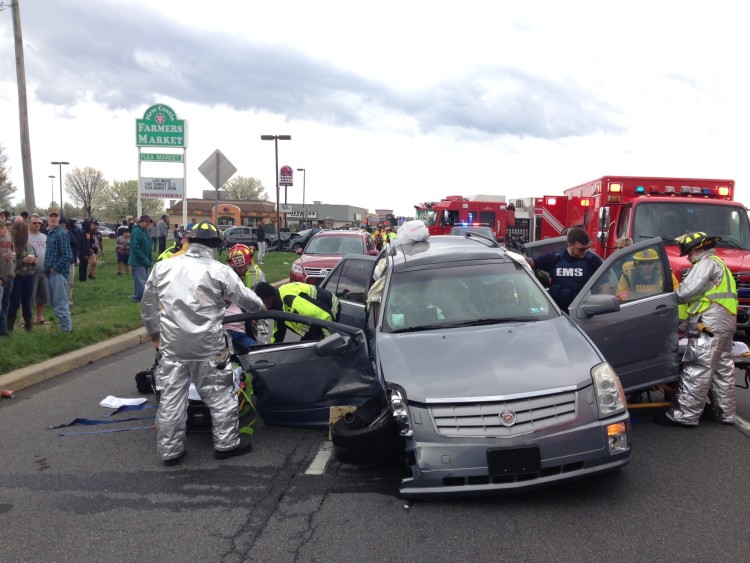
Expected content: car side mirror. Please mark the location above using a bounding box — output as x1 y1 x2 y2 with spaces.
296 248 303 255
577 294 620 318
598 206 610 231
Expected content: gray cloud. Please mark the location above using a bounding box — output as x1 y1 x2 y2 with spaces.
10 1 622 140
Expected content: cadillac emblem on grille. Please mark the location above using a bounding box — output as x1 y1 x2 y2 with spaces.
499 409 517 427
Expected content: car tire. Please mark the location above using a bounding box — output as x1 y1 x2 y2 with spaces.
291 242 303 252
331 399 404 464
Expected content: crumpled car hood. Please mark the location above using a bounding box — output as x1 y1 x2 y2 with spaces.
376 316 602 403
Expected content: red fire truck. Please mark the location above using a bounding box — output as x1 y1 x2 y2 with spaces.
533 175 750 331
414 195 528 243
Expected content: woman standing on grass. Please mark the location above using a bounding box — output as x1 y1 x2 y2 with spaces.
7 220 37 332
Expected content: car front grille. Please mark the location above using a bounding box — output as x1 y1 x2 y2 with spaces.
429 389 577 438
303 267 332 279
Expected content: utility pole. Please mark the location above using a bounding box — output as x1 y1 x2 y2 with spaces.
10 0 35 210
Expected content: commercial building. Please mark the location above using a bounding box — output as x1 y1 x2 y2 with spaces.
165 191 368 233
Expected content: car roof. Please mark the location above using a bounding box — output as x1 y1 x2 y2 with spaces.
311 230 367 238
388 234 508 272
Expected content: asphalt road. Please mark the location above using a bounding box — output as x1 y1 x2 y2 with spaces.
2 343 750 562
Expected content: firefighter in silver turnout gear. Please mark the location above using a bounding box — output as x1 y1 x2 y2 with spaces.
657 232 738 427
141 221 265 465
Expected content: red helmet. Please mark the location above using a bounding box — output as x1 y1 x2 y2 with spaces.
228 244 253 268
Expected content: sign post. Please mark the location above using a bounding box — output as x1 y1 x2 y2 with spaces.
135 104 188 222
198 149 237 225
280 165 293 229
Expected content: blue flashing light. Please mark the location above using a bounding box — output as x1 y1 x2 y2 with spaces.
701 188 711 196
635 185 645 194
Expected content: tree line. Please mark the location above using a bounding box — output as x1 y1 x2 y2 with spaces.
0 143 269 220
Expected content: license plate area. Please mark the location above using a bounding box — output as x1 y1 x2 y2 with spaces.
487 447 540 477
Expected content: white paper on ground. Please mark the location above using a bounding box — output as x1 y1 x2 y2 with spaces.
100 395 148 409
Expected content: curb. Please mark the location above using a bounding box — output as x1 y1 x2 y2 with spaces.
0 279 289 396
0 327 150 394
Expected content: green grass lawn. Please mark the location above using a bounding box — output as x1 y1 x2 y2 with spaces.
0 239 296 373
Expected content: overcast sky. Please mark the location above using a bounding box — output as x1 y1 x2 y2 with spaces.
1 0 749 218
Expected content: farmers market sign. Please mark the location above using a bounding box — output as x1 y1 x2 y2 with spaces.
136 104 187 147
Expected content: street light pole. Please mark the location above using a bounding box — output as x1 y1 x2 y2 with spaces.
260 135 291 237
48 175 55 206
51 161 69 211
297 168 306 227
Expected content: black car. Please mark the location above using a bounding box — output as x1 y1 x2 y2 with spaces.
284 227 321 252
267 227 322 252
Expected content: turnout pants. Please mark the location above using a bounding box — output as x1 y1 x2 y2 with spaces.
155 356 240 461
669 329 736 424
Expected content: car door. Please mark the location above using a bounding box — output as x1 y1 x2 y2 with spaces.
232 310 380 428
567 238 679 393
319 255 376 329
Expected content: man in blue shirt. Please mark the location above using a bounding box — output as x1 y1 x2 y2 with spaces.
526 227 603 313
43 209 73 332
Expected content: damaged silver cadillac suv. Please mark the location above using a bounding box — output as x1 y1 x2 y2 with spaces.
238 231 679 498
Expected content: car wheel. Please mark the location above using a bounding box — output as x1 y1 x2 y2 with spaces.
331 399 404 464
290 242 303 252
109 233 116 239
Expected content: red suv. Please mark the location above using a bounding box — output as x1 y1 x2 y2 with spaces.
290 230 378 284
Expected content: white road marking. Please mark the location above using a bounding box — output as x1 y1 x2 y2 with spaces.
305 441 333 475
734 415 750 437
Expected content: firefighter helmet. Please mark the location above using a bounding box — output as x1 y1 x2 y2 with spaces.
633 248 659 262
186 221 225 248
228 244 253 268
675 232 721 257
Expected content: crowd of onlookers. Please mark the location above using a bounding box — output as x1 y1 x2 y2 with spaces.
0 208 175 336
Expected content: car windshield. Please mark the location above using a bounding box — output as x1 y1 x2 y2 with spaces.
415 209 438 226
383 262 556 333
632 201 750 250
305 236 363 255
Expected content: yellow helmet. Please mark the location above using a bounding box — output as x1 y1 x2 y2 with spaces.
633 248 659 262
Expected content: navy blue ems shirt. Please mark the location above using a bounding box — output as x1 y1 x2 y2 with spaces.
534 248 603 312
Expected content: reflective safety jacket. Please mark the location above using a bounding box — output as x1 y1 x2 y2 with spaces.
616 262 674 301
273 282 340 341
241 264 266 289
678 253 737 324
156 241 188 262
373 229 386 249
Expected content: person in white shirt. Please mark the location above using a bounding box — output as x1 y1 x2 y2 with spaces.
27 214 48 324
